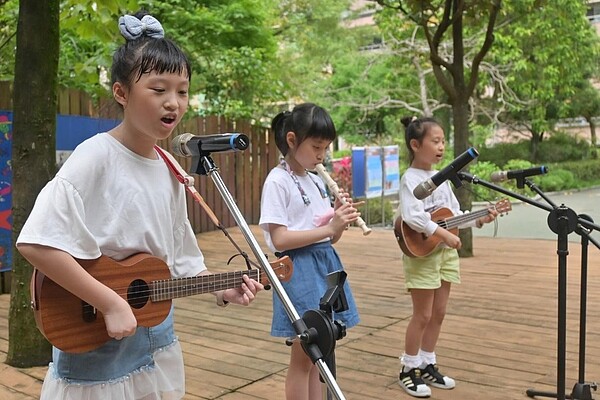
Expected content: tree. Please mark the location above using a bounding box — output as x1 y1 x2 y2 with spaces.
565 80 600 158
135 0 280 118
491 0 600 161
0 0 18 80
270 0 355 105
0 1 280 119
8 0 60 367
373 0 501 256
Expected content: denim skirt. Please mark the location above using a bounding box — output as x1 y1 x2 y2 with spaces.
271 241 360 337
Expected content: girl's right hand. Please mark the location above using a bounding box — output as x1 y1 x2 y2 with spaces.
437 228 462 250
102 294 137 340
329 202 360 234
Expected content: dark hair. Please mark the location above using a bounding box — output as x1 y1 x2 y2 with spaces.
271 103 337 156
401 116 441 163
110 11 192 89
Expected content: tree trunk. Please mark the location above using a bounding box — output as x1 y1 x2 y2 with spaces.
452 99 474 257
589 119 597 159
7 0 59 367
530 130 542 162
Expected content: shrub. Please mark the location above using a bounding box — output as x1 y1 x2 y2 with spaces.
537 169 576 192
356 196 395 226
538 132 590 162
330 156 352 194
550 159 600 184
465 161 502 202
478 141 530 166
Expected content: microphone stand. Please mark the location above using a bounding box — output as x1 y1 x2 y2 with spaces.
458 172 600 400
191 152 347 400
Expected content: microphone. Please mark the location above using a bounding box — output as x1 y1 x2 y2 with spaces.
413 147 479 200
171 133 249 157
490 166 548 183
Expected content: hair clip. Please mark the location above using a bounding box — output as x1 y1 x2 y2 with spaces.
119 15 165 40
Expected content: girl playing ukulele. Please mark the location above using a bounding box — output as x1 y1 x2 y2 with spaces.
396 116 497 397
17 11 262 400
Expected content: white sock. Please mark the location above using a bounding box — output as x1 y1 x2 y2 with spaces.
400 353 422 370
419 349 436 366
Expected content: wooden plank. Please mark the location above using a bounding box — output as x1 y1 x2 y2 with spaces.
0 81 12 110
3 203 599 399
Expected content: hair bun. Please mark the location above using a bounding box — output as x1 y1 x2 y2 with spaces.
119 14 164 41
401 116 415 128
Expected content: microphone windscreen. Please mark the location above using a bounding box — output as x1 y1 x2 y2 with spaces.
413 183 431 200
171 133 194 157
489 171 506 182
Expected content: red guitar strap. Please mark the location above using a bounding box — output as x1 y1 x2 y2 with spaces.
154 145 258 270
154 145 221 226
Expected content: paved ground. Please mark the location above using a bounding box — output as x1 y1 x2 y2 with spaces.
474 186 600 243
2 227 600 400
1 187 599 399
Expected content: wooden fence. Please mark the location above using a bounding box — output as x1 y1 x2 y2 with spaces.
0 81 280 234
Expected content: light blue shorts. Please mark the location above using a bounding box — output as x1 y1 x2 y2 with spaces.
271 241 360 337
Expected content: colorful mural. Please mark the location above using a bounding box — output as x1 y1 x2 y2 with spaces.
0 113 12 272
0 112 120 272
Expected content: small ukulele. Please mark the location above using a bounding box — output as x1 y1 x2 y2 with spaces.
30 253 293 353
394 199 512 258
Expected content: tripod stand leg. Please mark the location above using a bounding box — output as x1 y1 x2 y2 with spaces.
201 157 347 400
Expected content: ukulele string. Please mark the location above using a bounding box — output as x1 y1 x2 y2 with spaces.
457 183 501 236
79 271 258 309
441 208 491 229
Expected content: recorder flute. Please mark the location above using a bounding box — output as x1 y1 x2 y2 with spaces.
315 164 372 236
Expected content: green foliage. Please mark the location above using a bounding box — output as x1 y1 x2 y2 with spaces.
356 196 395 226
492 0 600 140
58 1 139 96
549 159 600 184
467 161 502 202
537 132 590 162
273 0 354 103
0 0 18 80
467 156 599 201
479 132 590 166
1 0 281 118
537 169 576 192
332 149 352 159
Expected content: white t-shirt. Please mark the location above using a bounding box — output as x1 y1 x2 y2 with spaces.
17 133 206 278
397 167 475 237
259 167 332 253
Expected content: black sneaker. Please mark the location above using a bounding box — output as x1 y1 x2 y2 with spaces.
398 367 431 398
420 363 456 389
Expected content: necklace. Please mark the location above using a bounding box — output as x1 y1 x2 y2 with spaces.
280 159 328 205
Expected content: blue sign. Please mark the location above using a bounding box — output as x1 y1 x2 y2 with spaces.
365 147 383 199
383 145 400 196
0 111 121 271
351 147 365 198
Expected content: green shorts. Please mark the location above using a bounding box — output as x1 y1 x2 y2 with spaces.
402 247 460 290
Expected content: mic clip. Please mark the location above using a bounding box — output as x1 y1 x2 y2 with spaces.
448 173 463 189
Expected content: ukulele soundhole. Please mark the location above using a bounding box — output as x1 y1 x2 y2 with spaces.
81 301 97 322
127 279 150 309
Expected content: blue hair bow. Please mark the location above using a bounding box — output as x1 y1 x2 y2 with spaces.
118 14 164 40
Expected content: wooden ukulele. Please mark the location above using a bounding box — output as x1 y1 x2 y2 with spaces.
394 199 512 258
30 253 293 353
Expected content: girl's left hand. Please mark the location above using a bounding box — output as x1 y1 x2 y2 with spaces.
222 274 264 306
478 208 499 226
334 189 364 211
334 189 352 209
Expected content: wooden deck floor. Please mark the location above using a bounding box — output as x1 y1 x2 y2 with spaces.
1 225 600 399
